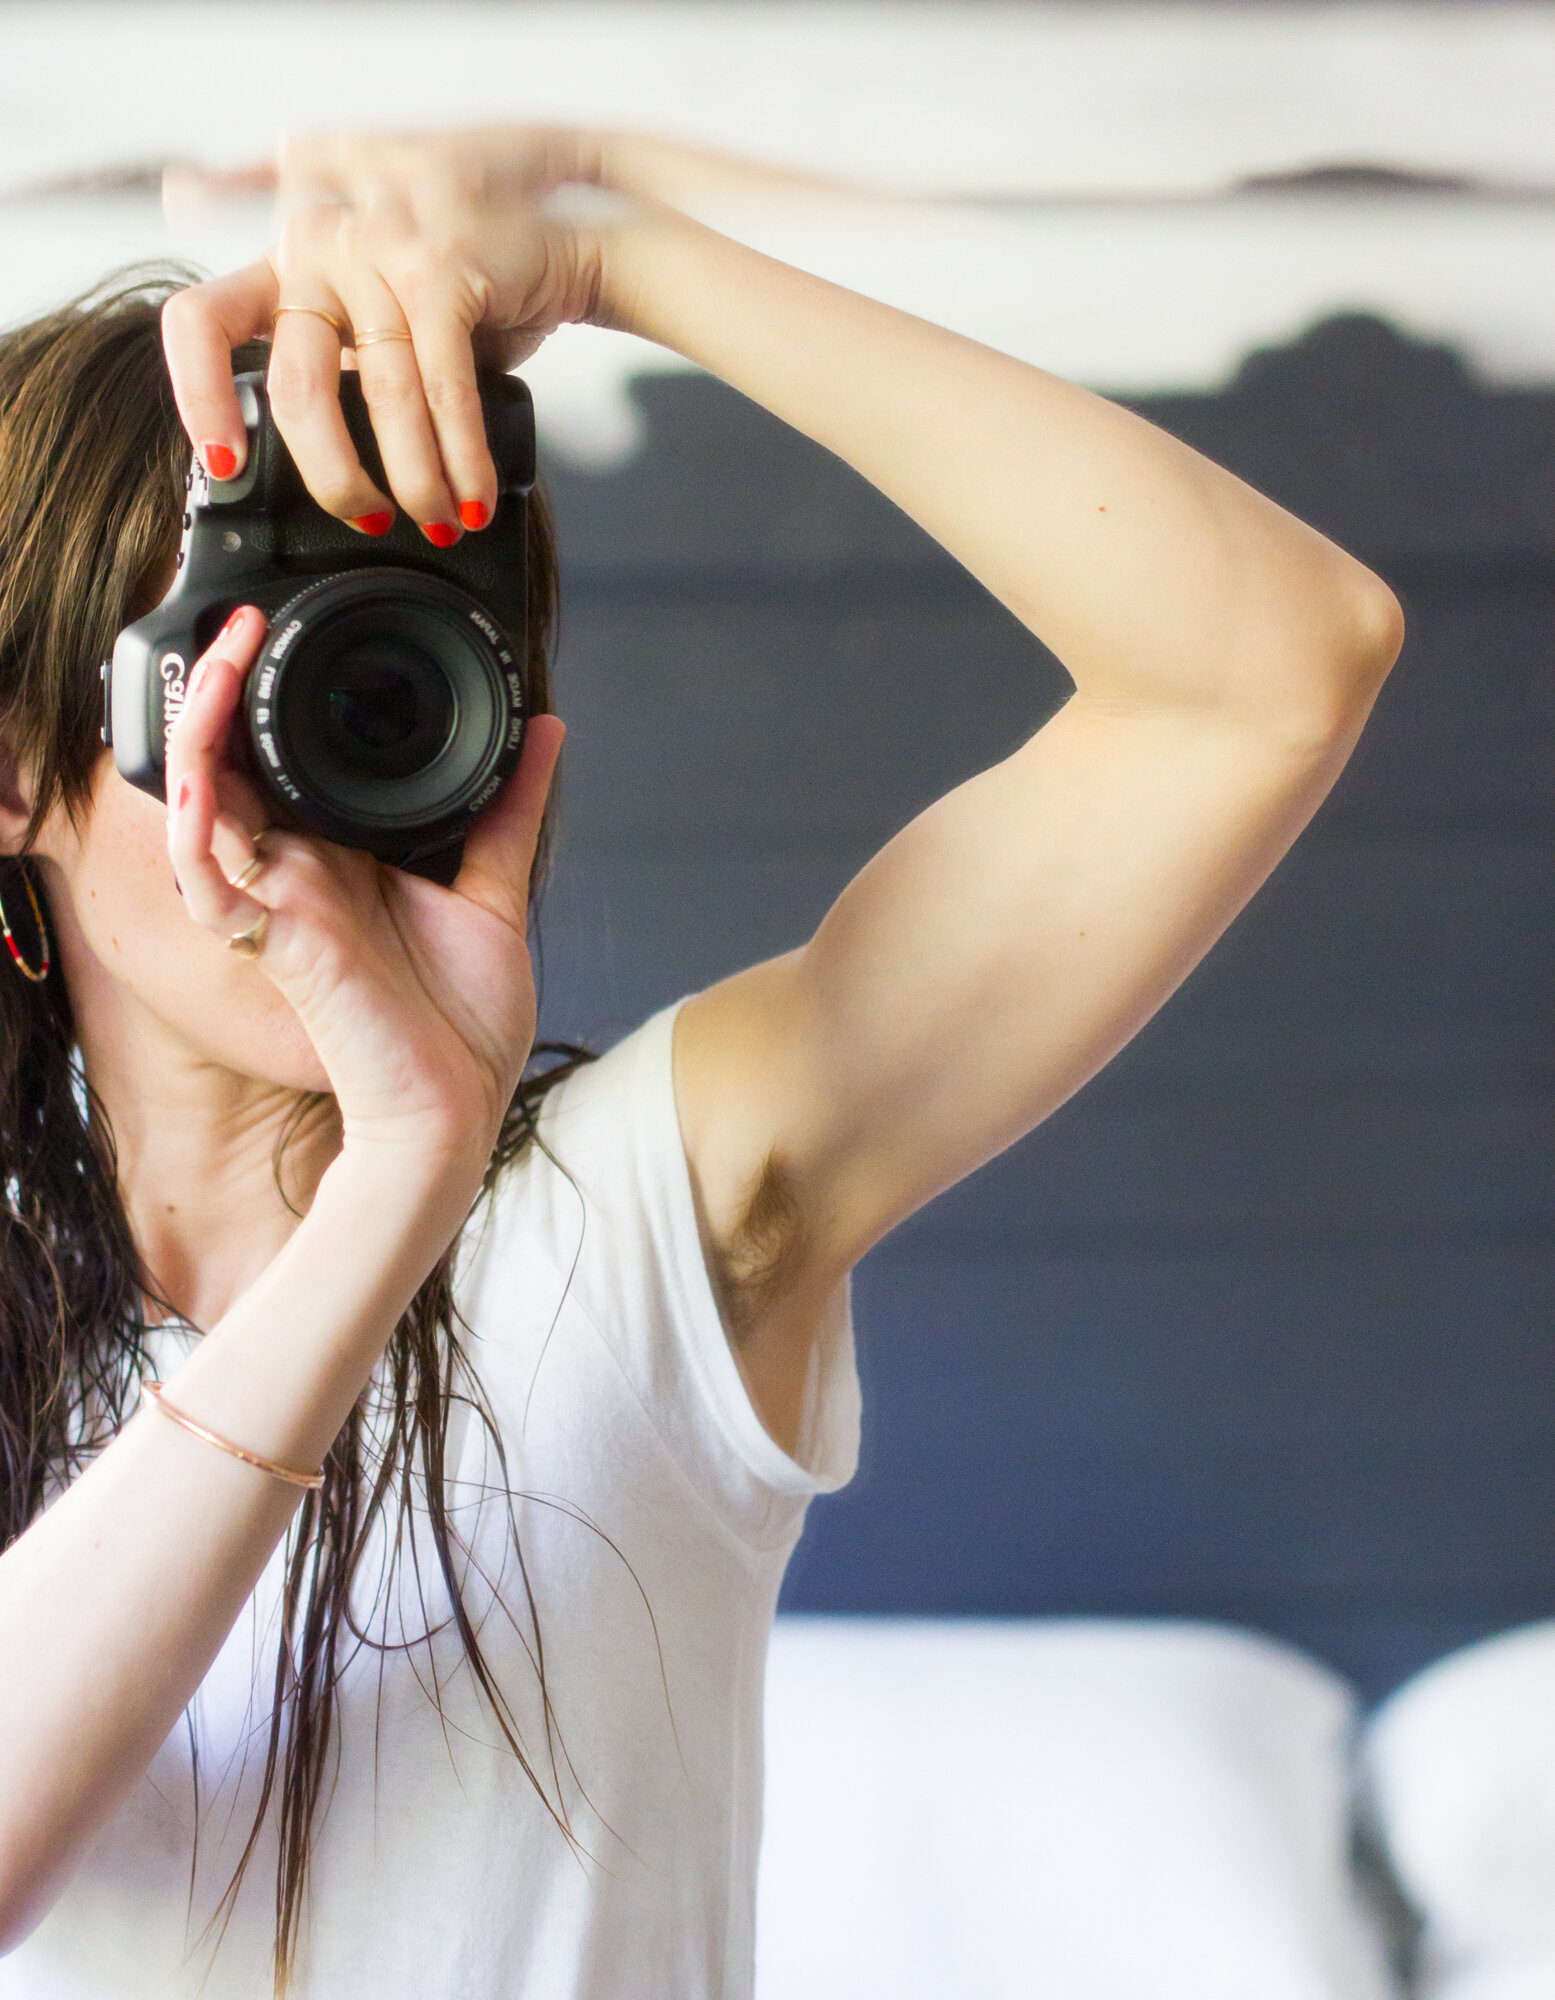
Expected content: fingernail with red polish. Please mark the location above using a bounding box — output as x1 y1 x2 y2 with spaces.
219 607 245 637
422 521 459 549
352 511 395 537
458 500 489 532
203 442 238 480
176 778 191 812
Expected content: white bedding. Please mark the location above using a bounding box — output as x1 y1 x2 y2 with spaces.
757 1617 1399 2000
1364 1621 1555 2000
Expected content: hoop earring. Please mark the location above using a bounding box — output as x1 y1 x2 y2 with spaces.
0 867 50 983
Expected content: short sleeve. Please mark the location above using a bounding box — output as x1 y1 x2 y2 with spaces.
464 1003 860 1551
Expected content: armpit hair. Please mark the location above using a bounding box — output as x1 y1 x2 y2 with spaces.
715 1148 807 1344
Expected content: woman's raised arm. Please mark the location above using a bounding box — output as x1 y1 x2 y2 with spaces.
162 130 1403 1451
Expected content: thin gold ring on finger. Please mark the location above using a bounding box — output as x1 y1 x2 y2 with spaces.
350 327 414 348
273 305 348 340
225 825 270 893
227 910 270 960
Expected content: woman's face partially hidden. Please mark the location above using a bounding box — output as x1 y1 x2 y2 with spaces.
30 751 329 1096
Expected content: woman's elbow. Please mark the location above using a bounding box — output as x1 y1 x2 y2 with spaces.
1345 563 1407 689
1257 557 1404 754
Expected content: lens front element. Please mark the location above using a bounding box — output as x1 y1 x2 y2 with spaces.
246 569 524 862
321 638 457 782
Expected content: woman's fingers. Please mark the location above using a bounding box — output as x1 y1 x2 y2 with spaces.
212 806 268 889
163 136 553 530
322 287 497 534
265 294 395 526
403 313 498 532
163 608 261 811
326 215 492 532
269 200 480 534
340 303 462 539
167 766 263 946
212 761 272 850
453 716 566 933
164 609 268 941
161 261 280 480
266 204 397 523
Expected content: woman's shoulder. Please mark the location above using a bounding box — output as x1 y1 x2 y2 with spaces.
525 998 683 1193
458 1001 684 1289
459 995 861 1538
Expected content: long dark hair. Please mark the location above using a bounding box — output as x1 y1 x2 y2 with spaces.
0 269 588 1991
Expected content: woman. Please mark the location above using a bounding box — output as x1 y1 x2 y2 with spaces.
0 128 1401 1996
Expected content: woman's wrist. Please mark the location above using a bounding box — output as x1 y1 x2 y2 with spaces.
584 194 711 343
324 1123 491 1233
164 1135 485 1470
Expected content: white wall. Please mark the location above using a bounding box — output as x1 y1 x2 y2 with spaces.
1 2 1550 461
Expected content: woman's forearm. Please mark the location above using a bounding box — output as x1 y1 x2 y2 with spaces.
595 203 1401 730
591 129 884 208
0 1144 479 1952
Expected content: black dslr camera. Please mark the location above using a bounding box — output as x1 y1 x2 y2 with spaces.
107 367 536 880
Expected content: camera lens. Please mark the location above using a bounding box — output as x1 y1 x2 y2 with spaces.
246 567 524 863
319 637 456 782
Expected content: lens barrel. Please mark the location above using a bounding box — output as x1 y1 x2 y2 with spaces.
243 568 525 864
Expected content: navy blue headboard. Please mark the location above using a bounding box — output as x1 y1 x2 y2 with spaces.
537 315 1555 1703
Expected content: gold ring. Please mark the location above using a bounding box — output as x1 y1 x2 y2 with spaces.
274 305 347 339
226 825 269 893
227 910 270 959
351 328 414 347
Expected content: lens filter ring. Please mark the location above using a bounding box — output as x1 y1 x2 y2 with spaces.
244 567 525 862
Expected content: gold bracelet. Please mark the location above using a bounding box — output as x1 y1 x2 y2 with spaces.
140 1381 324 1491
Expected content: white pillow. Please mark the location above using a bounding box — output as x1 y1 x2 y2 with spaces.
1364 1620 1555 2000
758 1617 1397 2000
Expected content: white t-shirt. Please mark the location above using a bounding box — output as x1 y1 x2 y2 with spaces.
2 1003 860 2000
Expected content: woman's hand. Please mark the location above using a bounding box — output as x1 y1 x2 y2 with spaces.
161 128 619 537
163 604 565 1166
160 123 875 533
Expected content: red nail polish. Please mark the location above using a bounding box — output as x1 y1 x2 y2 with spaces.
203 442 238 480
458 500 489 532
422 521 459 549
219 607 245 637
352 511 395 537
176 778 191 811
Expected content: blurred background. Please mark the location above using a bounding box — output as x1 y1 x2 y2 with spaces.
2 0 1551 1707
